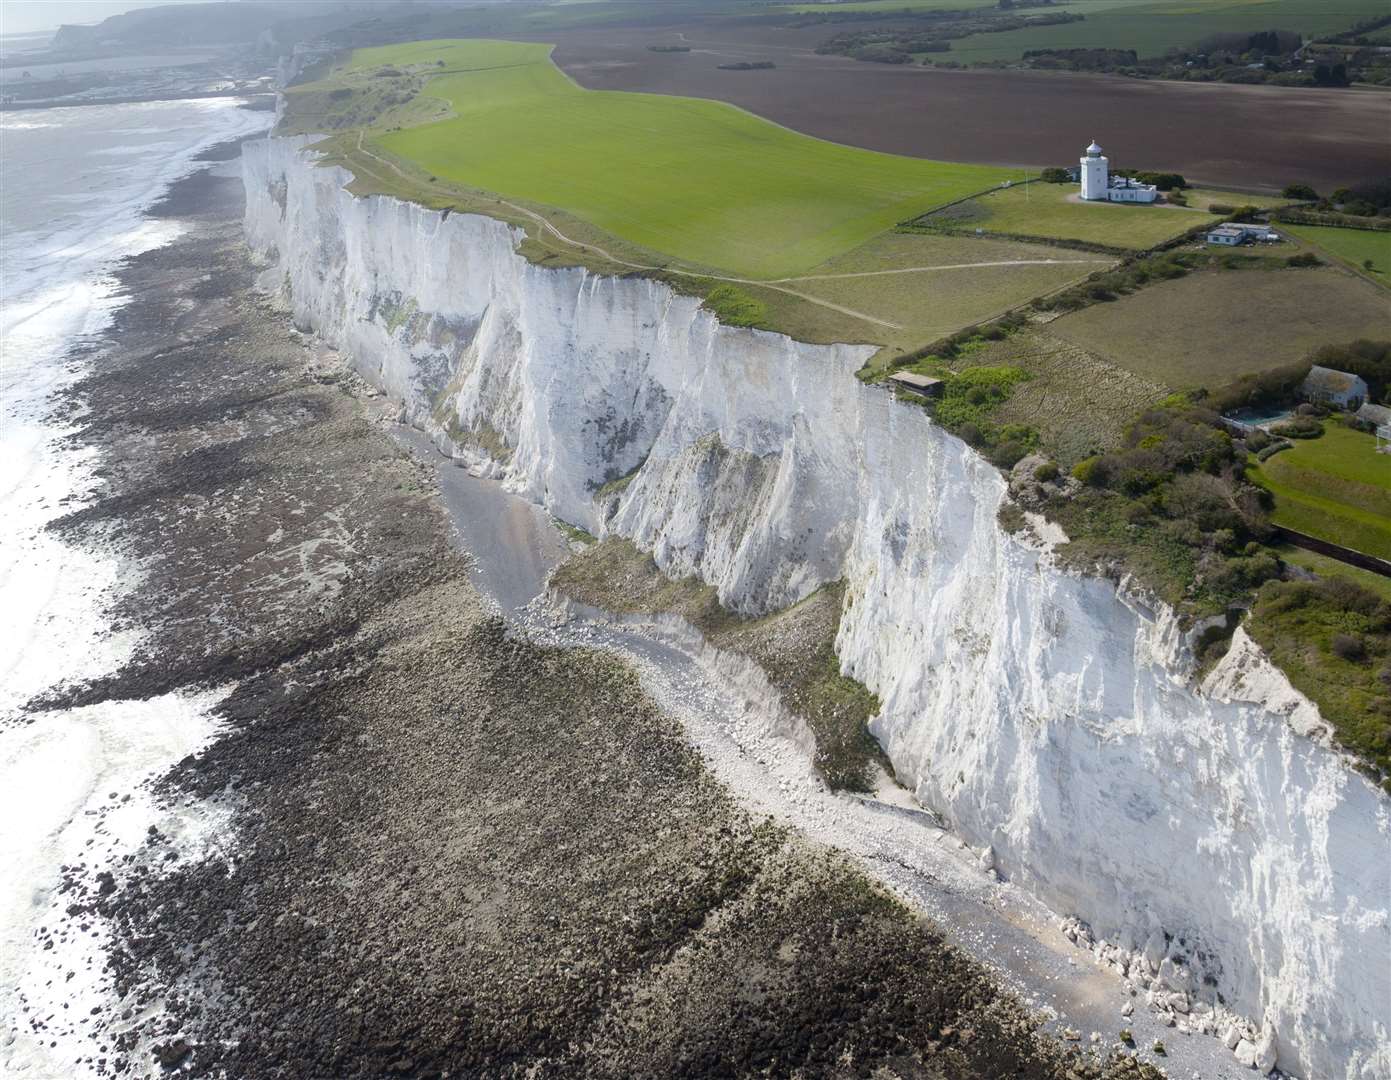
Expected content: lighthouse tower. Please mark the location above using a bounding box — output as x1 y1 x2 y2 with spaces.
1080 139 1108 201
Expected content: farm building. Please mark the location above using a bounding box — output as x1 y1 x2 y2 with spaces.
1206 223 1281 246
1079 141 1157 204
888 372 943 399
1355 402 1391 428
1300 366 1369 409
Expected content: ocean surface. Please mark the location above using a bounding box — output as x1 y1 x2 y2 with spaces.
0 97 270 1077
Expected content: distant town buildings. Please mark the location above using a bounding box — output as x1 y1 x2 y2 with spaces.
1079 141 1157 204
1301 366 1369 410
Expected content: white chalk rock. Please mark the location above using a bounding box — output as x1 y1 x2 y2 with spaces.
1143 931 1167 974
1255 1026 1279 1073
243 132 1391 1080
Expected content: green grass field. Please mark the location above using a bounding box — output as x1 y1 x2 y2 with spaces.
1273 544 1391 602
929 181 1205 249
1180 187 1289 212
733 229 1106 350
1283 223 1391 285
946 0 1390 64
345 40 1012 277
1250 422 1391 560
1047 267 1391 388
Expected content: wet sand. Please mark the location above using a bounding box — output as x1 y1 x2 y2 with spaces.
28 146 1163 1079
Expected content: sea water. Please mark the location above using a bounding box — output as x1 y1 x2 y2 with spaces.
0 97 270 1077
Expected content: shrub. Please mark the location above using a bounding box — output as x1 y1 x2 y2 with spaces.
1209 203 1234 215
1209 553 1281 593
1332 633 1367 663
1286 252 1322 268
1040 167 1070 183
1034 461 1060 482
1256 441 1291 461
703 284 766 328
989 440 1030 469
1269 415 1322 438
1072 456 1107 486
1283 183 1318 201
1245 429 1271 452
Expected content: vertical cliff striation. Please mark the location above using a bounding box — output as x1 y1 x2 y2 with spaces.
244 135 1389 1079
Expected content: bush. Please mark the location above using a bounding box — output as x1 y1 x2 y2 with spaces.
1283 183 1318 201
956 421 984 447
1209 203 1234 215
1286 252 1322 268
1245 429 1271 452
1072 456 1107 486
1034 461 1060 482
1040 167 1070 183
989 440 1030 469
1333 633 1368 663
1269 415 1322 438
703 285 766 328
1256 440 1291 461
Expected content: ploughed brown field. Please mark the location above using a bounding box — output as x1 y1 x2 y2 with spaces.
543 20 1391 193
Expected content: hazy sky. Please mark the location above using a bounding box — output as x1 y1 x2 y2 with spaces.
1 1 211 36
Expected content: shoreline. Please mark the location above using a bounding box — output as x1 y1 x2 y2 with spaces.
31 144 1157 1079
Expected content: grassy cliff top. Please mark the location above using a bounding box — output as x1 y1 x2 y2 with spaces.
287 38 1015 279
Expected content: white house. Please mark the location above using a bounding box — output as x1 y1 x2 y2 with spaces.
1207 222 1281 246
1300 365 1369 409
1079 140 1158 204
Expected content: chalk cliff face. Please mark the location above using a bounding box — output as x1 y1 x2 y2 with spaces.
244 136 1389 1080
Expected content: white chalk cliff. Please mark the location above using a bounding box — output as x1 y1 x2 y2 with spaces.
243 135 1389 1079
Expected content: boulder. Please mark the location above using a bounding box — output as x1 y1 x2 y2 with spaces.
1142 930 1166 973
1254 1026 1278 1072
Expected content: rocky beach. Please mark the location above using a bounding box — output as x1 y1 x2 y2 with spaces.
11 141 1174 1079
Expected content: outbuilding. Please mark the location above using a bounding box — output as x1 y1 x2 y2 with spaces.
1300 366 1369 409
888 372 944 399
1206 226 1247 246
1355 402 1391 428
1206 223 1281 246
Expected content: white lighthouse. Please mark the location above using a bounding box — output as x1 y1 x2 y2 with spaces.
1080 139 1108 200
1077 139 1158 203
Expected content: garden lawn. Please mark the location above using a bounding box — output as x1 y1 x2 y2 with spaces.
1249 422 1391 561
354 40 1012 277
937 181 1205 250
1283 223 1391 284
